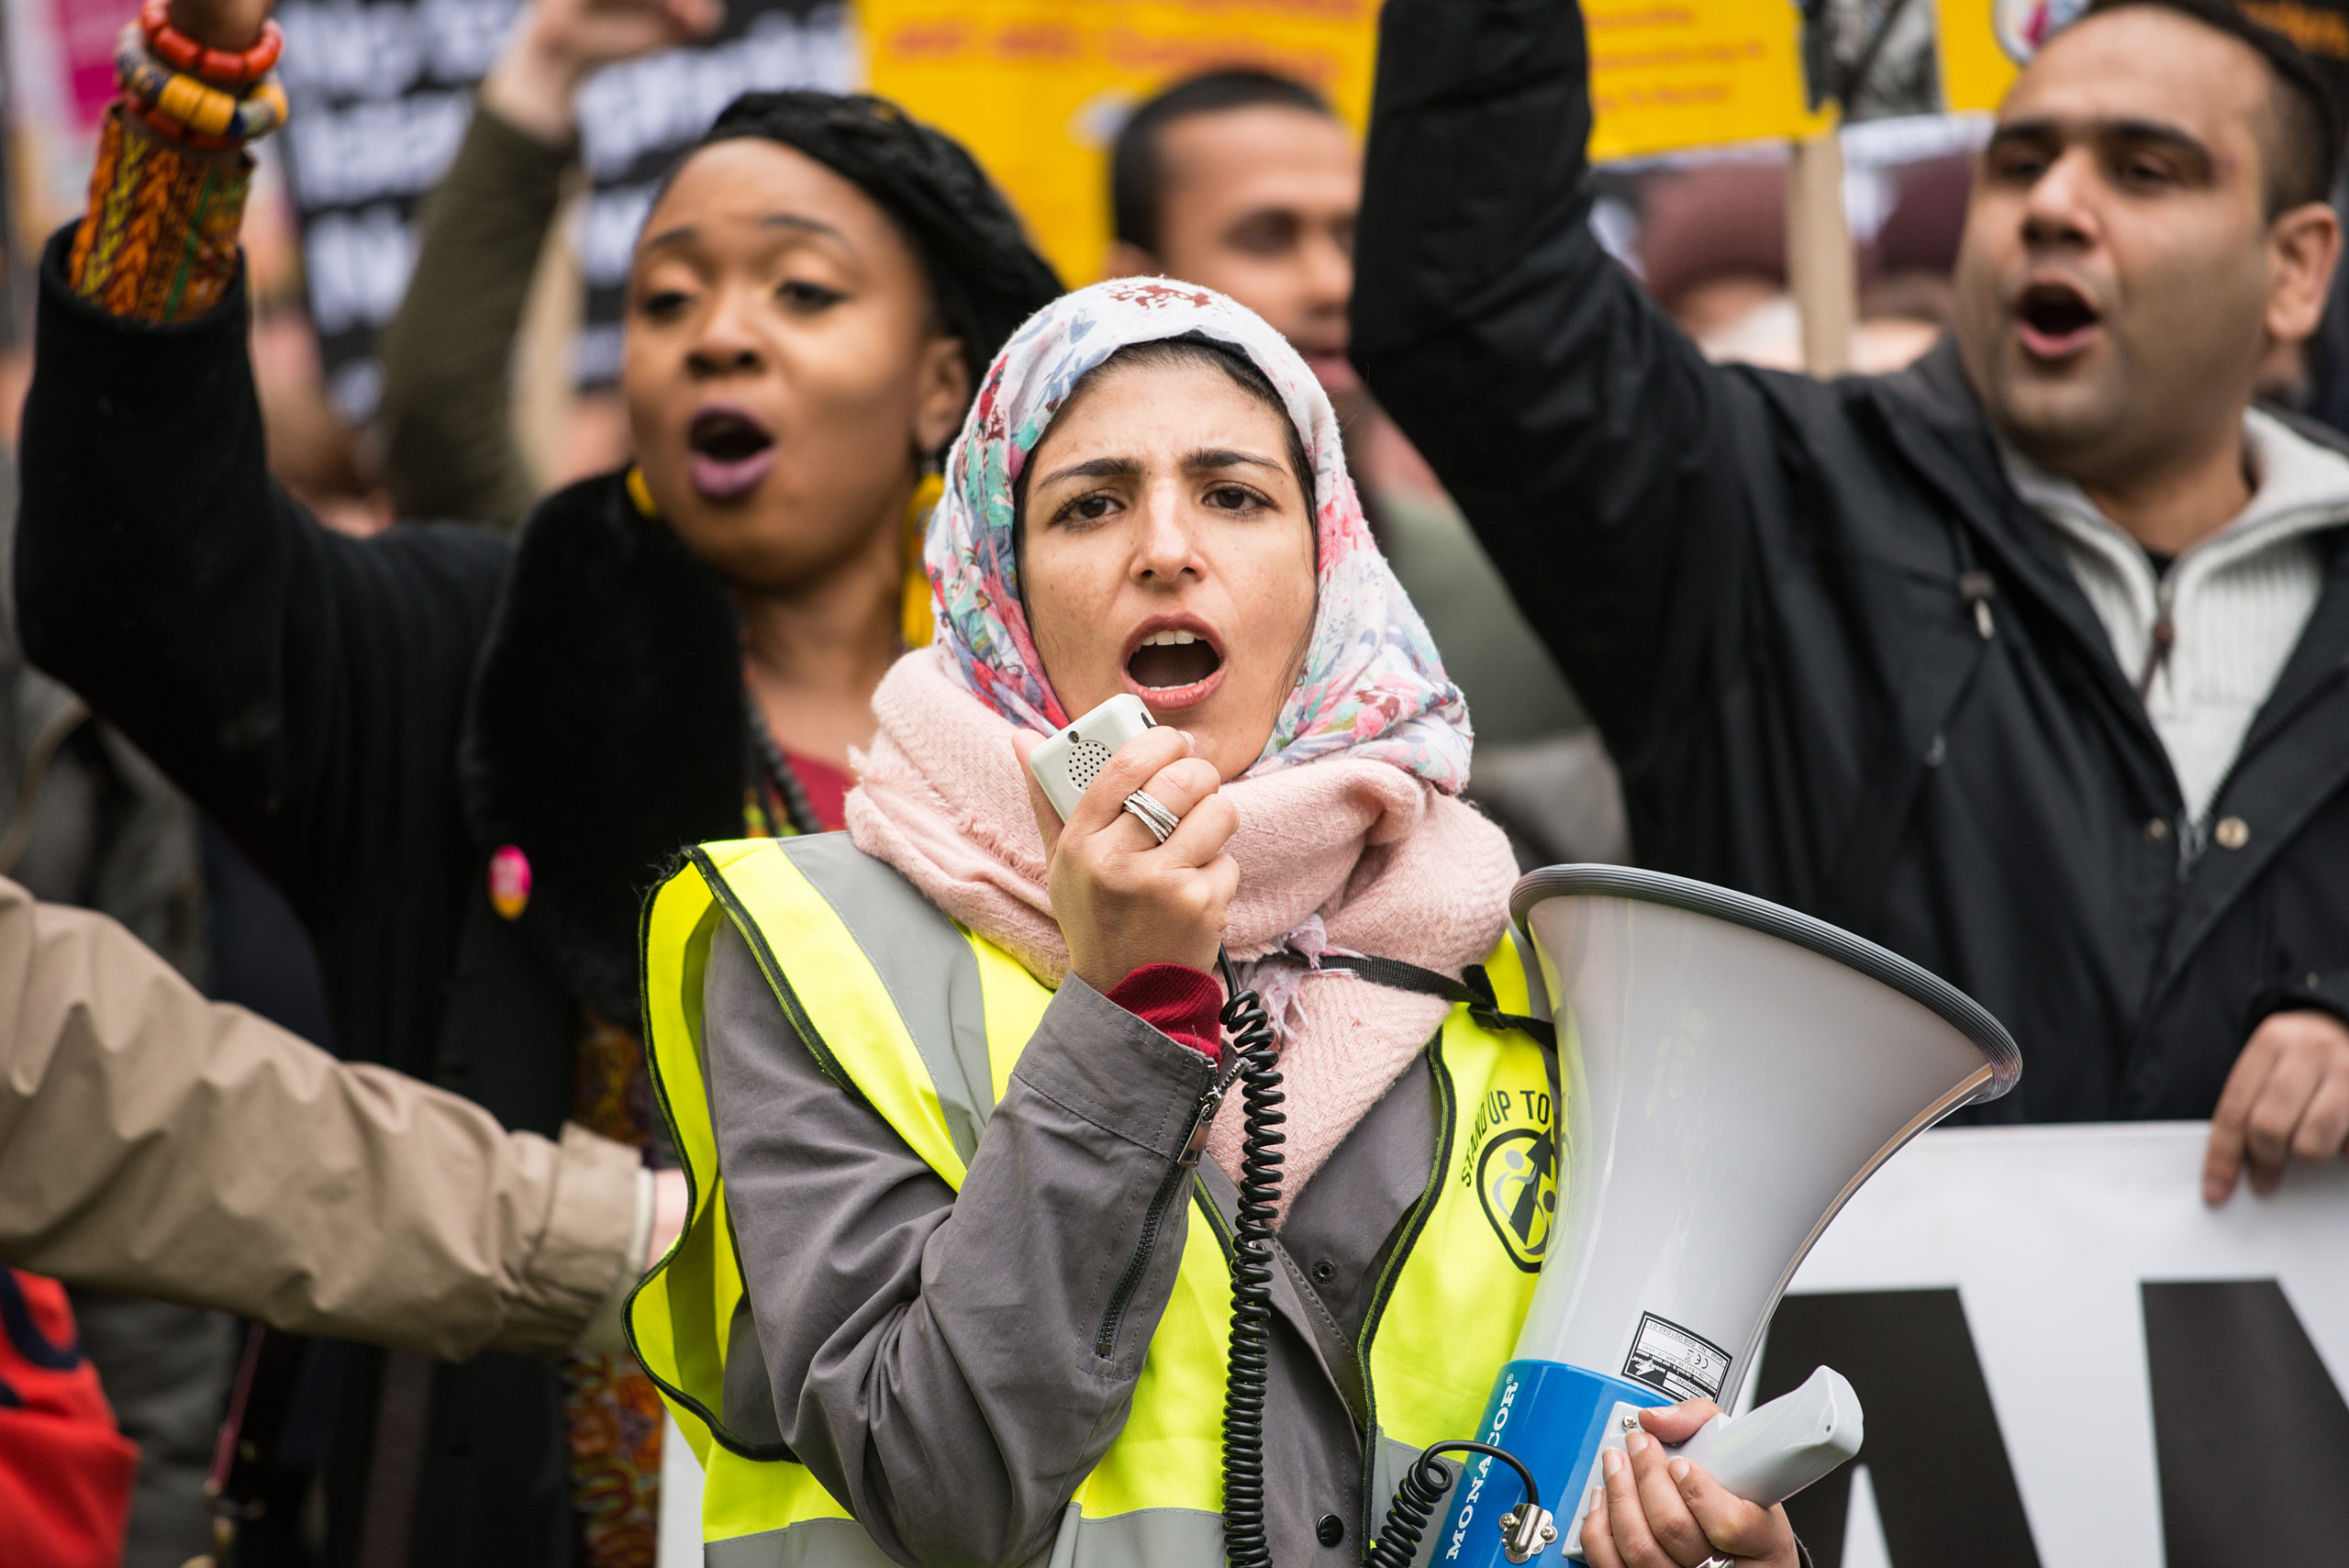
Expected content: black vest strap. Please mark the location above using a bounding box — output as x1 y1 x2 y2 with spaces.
1315 954 1556 1048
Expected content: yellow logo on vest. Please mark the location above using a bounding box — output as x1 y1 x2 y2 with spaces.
1459 1085 1557 1273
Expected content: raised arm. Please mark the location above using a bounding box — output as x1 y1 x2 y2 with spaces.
14 0 515 929
1350 0 1764 748
377 0 718 526
375 104 573 528
17 239 507 922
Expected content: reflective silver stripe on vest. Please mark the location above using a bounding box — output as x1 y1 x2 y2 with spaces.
705 1518 900 1568
1042 1507 1227 1567
776 834 996 1162
705 1505 1226 1567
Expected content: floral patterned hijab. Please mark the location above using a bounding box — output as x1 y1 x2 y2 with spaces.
925 276 1475 794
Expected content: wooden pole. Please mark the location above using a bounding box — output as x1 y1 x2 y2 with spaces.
1786 129 1856 377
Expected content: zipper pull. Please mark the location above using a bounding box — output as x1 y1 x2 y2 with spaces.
1958 571 1997 639
1178 1078 1228 1168
2176 812 2207 880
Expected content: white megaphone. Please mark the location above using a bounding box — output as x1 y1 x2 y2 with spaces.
1437 866 2020 1566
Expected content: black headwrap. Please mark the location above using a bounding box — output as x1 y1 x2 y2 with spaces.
686 90 1063 399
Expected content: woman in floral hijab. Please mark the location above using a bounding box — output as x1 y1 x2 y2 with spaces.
693 278 1798 1568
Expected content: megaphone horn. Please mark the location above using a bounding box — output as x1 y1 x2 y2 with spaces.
1440 866 2021 1565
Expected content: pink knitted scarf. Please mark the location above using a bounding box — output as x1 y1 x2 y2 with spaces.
847 650 1520 1207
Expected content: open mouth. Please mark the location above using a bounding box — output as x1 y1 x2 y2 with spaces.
1299 348 1359 395
1123 622 1227 709
685 406 776 501
2015 279 2101 360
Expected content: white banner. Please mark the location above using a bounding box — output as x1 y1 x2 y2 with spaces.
1776 1121 2349 1566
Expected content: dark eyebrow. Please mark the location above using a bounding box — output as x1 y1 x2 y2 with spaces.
638 212 850 255
763 213 848 241
1988 117 2215 179
1183 447 1286 474
1032 455 1143 489
1030 448 1288 493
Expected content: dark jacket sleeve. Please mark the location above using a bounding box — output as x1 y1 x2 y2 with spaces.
377 101 574 529
703 922 1219 1568
15 234 508 940
1350 0 1773 755
2251 967 2349 1034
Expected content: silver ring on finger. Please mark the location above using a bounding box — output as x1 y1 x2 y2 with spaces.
1121 789 1180 844
1697 1557 1734 1568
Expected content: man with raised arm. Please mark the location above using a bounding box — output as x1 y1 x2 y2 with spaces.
1353 0 2349 1207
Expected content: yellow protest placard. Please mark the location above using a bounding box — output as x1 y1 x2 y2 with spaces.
862 0 1380 286
1584 0 1832 161
861 0 1839 284
1935 0 2021 111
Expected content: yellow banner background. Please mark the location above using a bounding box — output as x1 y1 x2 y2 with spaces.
862 0 1381 286
861 0 1832 285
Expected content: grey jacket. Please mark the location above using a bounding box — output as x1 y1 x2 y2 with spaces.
706 916 1465 1568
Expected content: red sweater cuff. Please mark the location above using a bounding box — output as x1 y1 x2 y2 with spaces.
1106 963 1222 1062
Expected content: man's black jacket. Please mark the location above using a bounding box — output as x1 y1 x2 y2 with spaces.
1352 0 2349 1123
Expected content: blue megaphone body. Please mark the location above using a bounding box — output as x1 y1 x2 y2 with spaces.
1436 867 2020 1566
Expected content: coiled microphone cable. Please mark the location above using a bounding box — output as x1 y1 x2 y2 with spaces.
1214 946 1284 1568
1210 949 1554 1568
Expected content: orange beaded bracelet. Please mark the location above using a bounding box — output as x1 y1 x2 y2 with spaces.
117 22 287 142
139 0 283 86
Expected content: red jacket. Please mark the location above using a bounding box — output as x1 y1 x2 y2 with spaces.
0 1270 137 1568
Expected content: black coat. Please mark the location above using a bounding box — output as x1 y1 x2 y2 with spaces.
1352 0 2349 1125
16 234 750 1568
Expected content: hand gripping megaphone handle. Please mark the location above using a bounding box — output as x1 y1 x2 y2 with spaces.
1560 1367 1864 1556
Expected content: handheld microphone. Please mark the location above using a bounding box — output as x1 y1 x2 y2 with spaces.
1027 694 1159 822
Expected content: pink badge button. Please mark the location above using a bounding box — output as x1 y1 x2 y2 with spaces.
488 844 531 920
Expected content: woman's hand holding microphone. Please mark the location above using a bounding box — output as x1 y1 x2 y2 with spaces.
1014 726 1239 996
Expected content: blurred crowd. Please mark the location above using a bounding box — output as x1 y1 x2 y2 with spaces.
5 0 2349 1563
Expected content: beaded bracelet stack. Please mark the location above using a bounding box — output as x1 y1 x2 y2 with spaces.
68 2 284 319
114 1 288 150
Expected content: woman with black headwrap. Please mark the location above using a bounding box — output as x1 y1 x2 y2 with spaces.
11 0 1061 1556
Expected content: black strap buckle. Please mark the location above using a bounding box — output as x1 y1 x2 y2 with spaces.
1314 955 1557 1047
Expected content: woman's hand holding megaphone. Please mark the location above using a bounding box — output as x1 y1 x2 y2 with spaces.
1016 726 1240 995
1579 1400 1798 1568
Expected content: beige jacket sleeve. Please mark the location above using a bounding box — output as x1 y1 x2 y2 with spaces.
0 875 645 1361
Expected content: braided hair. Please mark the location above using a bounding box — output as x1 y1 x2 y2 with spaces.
678 91 1063 404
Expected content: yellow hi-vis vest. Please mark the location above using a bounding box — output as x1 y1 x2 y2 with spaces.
629 835 1563 1566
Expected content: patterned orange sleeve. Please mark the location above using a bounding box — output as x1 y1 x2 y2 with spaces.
67 105 251 324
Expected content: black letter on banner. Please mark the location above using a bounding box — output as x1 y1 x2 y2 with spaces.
2143 1279 2349 1565
1753 1289 2040 1568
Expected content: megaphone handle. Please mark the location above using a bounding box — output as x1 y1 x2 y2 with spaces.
1672 1365 1863 1506
1562 1366 1864 1553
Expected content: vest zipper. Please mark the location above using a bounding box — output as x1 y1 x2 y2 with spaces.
1095 1074 1227 1358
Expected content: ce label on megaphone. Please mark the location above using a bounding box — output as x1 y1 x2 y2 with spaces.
1438 867 2021 1565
